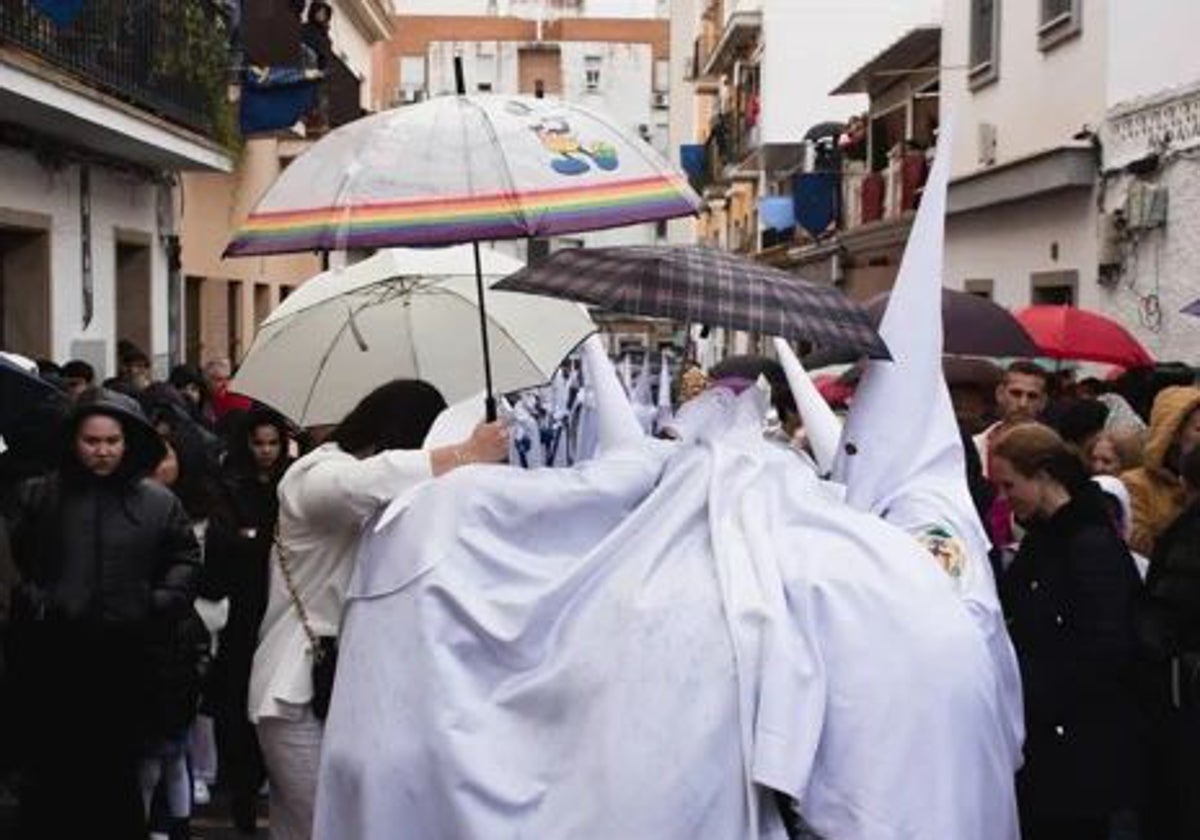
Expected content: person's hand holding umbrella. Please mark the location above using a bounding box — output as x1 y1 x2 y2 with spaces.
430 420 510 474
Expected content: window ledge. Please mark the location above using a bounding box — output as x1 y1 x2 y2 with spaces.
1038 13 1081 52
969 61 999 92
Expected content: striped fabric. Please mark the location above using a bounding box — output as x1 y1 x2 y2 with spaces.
226 175 697 257
494 246 890 359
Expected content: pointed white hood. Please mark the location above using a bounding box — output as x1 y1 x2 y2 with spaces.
773 337 842 475
581 335 643 455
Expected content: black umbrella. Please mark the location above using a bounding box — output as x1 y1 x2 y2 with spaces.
804 287 1036 367
493 246 889 360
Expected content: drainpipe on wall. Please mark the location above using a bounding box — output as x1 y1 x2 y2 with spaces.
157 176 182 370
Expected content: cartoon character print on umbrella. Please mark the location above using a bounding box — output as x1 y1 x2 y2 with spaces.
506 101 619 176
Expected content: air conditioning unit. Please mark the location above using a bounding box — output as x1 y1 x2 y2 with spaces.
977 122 997 166
1125 180 1168 230
652 91 669 109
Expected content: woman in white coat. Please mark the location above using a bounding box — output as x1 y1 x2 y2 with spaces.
249 380 508 840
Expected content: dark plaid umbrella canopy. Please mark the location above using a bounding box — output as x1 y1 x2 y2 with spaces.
1 353 67 437
493 246 889 359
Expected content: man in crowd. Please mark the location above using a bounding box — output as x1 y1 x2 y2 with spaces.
973 361 1050 548
1122 385 1200 557
60 359 95 401
2 388 200 837
204 358 251 420
118 344 154 393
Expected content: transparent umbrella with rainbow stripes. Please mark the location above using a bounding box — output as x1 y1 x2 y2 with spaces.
225 81 700 417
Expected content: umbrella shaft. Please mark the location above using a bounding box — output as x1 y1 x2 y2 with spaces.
472 241 498 421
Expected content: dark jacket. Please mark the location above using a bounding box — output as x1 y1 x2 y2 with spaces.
1139 500 1200 688
1000 490 1144 820
201 463 284 718
146 605 211 738
5 389 201 624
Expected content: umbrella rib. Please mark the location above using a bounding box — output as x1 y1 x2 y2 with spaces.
462 97 527 232
299 313 359 425
325 118 382 252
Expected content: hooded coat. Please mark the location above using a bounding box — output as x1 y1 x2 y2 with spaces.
2 388 201 837
7 388 200 623
1121 386 1200 557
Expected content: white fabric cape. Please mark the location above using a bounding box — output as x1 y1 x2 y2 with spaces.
315 387 1020 840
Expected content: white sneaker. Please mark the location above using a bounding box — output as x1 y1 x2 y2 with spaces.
193 778 211 806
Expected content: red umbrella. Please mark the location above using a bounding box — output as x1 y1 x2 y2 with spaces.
1015 305 1154 367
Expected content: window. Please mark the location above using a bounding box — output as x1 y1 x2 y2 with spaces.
1030 270 1078 305
399 55 426 102
585 56 601 92
476 53 496 92
964 279 994 300
653 58 670 93
968 0 1000 90
1038 0 1081 51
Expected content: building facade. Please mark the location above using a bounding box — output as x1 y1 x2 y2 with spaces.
180 0 392 367
941 0 1200 366
0 0 232 376
940 0 1106 321
1097 2 1200 363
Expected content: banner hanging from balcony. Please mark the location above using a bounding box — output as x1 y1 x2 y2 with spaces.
793 172 839 239
679 144 705 183
240 66 323 136
32 0 85 27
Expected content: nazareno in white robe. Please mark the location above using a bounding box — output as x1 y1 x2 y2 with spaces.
314 385 1021 840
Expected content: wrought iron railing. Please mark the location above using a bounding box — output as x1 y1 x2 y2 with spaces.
0 0 230 138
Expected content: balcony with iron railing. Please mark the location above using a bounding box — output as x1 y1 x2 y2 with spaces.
0 0 231 140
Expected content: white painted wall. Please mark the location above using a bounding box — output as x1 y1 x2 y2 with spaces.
944 189 1098 310
423 39 665 247
0 146 167 374
1107 0 1200 108
396 0 656 17
667 0 697 244
1096 159 1200 365
939 0 1106 179
331 0 376 109
561 42 659 147
761 0 939 145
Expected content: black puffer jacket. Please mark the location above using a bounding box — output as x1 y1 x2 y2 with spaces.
6 389 200 624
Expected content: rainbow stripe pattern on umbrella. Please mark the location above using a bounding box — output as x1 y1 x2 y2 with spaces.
226 174 697 257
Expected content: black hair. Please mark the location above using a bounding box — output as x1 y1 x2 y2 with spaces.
329 380 447 455
62 359 95 383
35 359 62 377
1004 360 1050 384
169 364 207 392
226 408 293 479
1182 446 1200 493
1046 398 1109 448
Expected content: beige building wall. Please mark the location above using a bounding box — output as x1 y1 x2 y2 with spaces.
180 137 321 366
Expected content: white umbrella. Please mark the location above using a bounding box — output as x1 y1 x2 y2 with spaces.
232 246 595 427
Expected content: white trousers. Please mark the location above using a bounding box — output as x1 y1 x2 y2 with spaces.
258 706 323 840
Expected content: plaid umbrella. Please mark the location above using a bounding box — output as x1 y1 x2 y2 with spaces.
493 246 889 359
